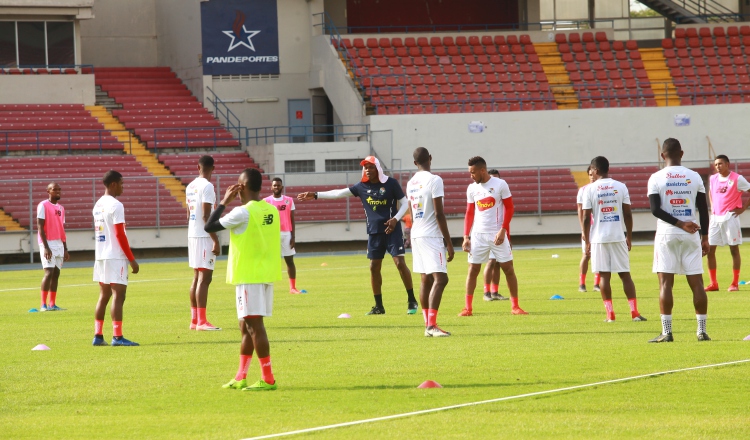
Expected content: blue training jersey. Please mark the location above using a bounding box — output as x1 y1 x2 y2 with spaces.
349 177 405 235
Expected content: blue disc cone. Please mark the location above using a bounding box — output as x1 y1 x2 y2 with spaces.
550 295 564 300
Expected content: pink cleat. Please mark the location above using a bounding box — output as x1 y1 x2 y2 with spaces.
196 322 222 331
457 308 473 317
705 283 719 292
290 289 304 294
511 307 528 315
727 284 739 292
190 322 197 330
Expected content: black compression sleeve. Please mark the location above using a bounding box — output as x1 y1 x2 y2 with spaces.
696 192 709 236
649 194 680 226
204 204 227 233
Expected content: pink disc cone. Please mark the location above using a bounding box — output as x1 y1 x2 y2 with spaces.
417 380 442 388
744 335 750 341
32 344 50 351
338 313 351 318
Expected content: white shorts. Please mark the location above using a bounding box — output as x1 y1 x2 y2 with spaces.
411 237 448 274
591 241 630 273
653 233 703 275
40 242 65 269
188 237 216 270
281 231 296 257
708 215 743 246
93 259 129 285
468 232 513 264
235 283 274 318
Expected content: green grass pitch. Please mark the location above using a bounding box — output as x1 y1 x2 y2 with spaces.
1 245 750 439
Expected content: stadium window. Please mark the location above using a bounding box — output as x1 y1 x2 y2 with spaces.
0 22 15 67
285 160 315 173
46 22 74 65
325 159 361 172
1 20 75 67
17 22 46 66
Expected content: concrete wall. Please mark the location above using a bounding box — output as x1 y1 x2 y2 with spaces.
154 0 203 99
0 74 95 105
367 103 750 170
272 140 369 176
309 35 365 126
80 0 157 67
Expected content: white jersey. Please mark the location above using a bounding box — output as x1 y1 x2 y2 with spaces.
576 185 587 205
407 170 445 238
93 195 127 260
582 178 631 243
647 165 706 235
186 177 216 238
466 176 511 233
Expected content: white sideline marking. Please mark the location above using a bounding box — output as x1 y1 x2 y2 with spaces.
240 359 750 440
0 266 364 293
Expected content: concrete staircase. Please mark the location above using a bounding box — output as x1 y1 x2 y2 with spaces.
640 48 680 107
535 42 579 109
86 105 188 208
0 208 24 231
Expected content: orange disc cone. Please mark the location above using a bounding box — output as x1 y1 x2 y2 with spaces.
418 380 442 388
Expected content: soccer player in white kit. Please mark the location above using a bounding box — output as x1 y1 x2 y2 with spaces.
264 177 305 294
35 182 70 312
577 166 600 292
706 155 750 292
581 156 645 322
647 139 710 343
407 147 454 337
481 169 507 301
459 156 527 317
92 171 140 347
186 155 221 331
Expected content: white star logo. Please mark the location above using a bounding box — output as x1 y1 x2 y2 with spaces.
223 26 261 52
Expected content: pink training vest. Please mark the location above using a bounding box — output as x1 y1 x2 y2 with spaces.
710 171 743 216
38 200 66 243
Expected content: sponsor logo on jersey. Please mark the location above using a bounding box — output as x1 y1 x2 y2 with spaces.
602 215 620 222
379 187 386 195
672 208 692 216
601 206 617 213
666 189 692 195
666 182 688 187
669 198 690 205
366 196 387 211
666 172 686 179
597 192 616 198
475 196 496 211
414 212 424 219
598 185 614 190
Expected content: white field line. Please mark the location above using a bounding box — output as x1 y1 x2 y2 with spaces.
0 266 365 293
240 359 750 440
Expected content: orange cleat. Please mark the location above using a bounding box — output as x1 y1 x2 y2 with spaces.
705 283 719 292
511 307 528 315
457 308 473 317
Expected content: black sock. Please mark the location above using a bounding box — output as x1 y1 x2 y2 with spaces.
374 295 383 308
94 334 103 338
406 289 416 303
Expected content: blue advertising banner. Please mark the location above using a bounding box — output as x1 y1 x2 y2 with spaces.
201 0 280 75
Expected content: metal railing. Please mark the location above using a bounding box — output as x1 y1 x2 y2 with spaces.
0 129 131 155
322 19 616 34
205 86 243 139
675 13 750 23
0 64 95 74
668 0 741 22
242 124 370 146
149 127 240 152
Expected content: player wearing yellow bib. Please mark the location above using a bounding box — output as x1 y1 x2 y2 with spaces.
204 168 282 391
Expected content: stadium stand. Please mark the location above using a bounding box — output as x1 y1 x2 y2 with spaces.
663 25 750 105
94 67 240 150
0 104 122 152
336 34 557 114
608 165 659 210
0 155 187 229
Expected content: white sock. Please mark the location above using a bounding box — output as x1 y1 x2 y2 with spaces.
661 314 672 335
696 314 707 335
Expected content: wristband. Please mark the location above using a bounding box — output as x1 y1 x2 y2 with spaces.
314 192 318 200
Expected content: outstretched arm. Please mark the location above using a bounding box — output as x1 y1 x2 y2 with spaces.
298 188 353 201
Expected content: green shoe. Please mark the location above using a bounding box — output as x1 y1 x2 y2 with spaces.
222 378 247 390
242 379 277 391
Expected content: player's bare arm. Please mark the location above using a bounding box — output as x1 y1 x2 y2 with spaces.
203 202 220 255
696 192 710 256
290 210 295 249
63 241 69 261
729 191 750 216
434 196 454 262
462 202 474 252
37 217 52 260
623 203 633 251
582 208 592 256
